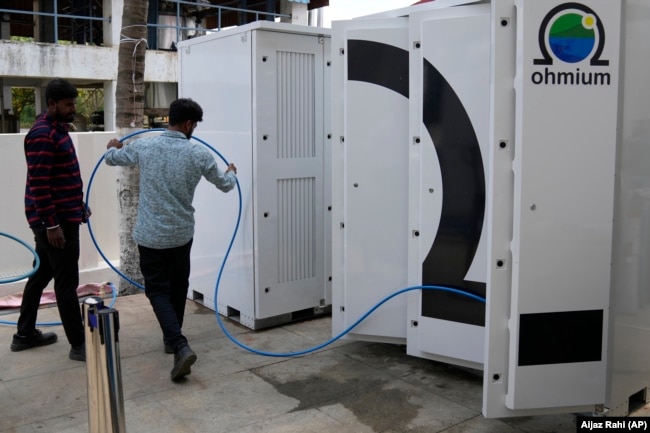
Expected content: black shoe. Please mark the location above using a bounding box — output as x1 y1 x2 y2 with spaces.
171 344 197 381
69 344 86 362
10 330 58 352
164 340 174 354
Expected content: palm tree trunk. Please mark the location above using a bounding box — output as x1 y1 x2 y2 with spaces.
115 0 149 295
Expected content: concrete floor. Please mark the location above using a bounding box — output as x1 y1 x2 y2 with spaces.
0 293 647 433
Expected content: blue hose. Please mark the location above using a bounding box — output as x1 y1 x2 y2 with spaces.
0 231 40 284
87 130 486 358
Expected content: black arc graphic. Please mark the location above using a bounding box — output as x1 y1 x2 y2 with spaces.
348 40 486 327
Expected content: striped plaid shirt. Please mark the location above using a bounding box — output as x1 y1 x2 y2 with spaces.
24 113 85 229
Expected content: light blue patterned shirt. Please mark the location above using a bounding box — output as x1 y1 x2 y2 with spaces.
104 130 236 249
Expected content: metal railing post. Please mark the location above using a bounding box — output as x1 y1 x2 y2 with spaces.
84 297 105 433
83 297 126 433
54 0 58 43
98 308 126 432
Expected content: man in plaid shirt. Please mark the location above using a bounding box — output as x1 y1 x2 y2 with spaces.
11 78 89 362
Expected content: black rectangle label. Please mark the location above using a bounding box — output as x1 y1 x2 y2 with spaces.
518 309 603 366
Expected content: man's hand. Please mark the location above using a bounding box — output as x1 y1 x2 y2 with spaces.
225 163 237 175
47 226 66 249
107 138 123 150
82 204 92 223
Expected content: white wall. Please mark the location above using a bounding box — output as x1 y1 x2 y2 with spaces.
0 132 120 297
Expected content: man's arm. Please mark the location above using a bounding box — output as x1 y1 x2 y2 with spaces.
205 157 237 192
104 138 138 166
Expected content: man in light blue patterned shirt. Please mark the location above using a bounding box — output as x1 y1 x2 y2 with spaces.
105 98 237 381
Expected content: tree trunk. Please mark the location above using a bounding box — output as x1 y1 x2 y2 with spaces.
115 0 149 295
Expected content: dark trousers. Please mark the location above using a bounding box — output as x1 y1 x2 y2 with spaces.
138 239 193 352
17 221 85 347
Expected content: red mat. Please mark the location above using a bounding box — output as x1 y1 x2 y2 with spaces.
0 282 114 309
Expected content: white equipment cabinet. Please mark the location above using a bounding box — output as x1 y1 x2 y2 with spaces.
331 0 650 419
178 22 332 330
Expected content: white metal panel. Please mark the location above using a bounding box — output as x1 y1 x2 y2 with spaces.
486 0 650 419
331 18 411 342
254 30 328 319
607 0 650 417
406 5 491 368
484 0 621 418
323 36 333 308
178 30 255 317
501 0 620 412
483 0 523 418
330 20 345 339
179 23 331 329
329 0 650 420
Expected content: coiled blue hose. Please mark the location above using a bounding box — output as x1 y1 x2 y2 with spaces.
86 130 486 357
0 231 40 284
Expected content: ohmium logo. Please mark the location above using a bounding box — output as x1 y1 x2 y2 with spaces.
548 12 596 63
531 2 610 86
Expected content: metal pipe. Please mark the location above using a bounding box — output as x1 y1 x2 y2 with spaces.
0 1 289 45
54 0 58 43
98 308 126 433
0 77 5 134
83 297 105 433
83 297 126 433
0 8 110 22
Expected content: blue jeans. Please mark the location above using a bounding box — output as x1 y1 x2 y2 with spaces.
17 221 85 347
138 240 193 352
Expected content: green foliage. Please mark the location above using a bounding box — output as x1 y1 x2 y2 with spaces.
76 88 104 123
11 88 36 128
20 105 36 127
10 36 35 42
11 87 104 129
